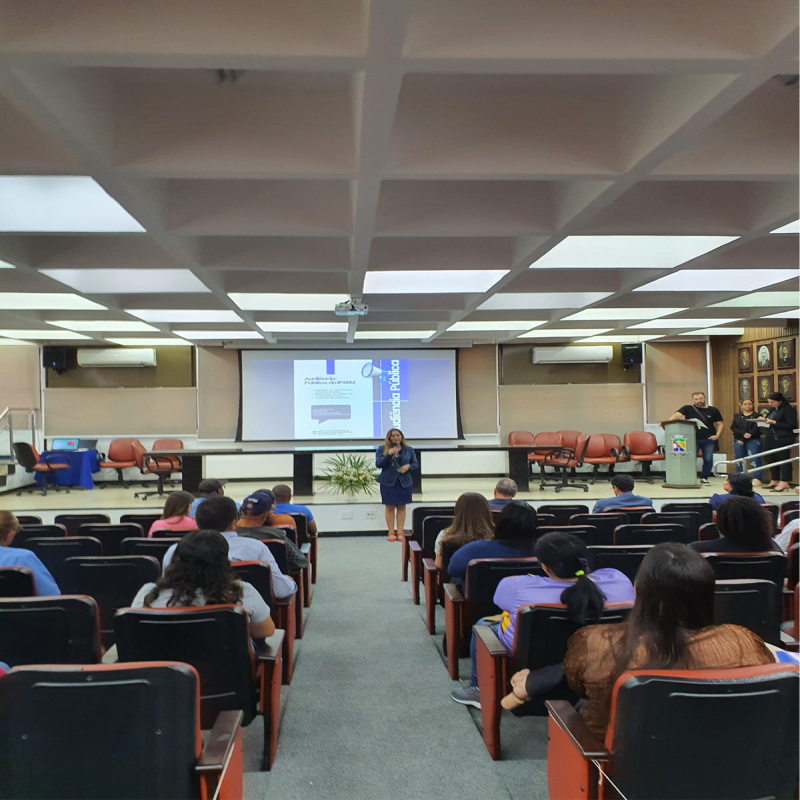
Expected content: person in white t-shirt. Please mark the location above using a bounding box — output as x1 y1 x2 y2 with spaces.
132 529 274 639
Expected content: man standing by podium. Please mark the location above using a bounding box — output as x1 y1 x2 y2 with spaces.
669 392 724 485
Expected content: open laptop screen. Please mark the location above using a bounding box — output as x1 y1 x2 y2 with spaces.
51 438 79 450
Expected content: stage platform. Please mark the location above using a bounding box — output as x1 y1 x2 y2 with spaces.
3 477 795 533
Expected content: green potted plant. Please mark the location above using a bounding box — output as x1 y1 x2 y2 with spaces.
320 453 379 501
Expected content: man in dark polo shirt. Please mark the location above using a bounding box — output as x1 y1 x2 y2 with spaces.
669 391 724 485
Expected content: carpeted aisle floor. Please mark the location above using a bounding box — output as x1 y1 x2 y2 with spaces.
242 537 549 800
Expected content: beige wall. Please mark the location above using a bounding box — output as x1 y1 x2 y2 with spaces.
459 345 499 434
0 345 40 413
645 341 708 424
499 383 644 440
197 346 240 440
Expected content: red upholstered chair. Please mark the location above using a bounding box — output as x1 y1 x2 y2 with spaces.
529 432 563 467
545 665 799 800
622 431 665 483
508 430 538 468
132 440 182 500
540 436 592 493
0 663 244 800
602 433 628 463
98 438 140 488
557 430 581 450
577 434 623 484
13 442 70 496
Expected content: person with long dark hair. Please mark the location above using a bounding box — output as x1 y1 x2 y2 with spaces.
148 490 198 537
433 492 495 569
446 501 538 583
131 529 275 639
376 428 418 541
761 392 798 492
451 532 634 709
708 473 765 511
558 543 772 736
692 495 783 553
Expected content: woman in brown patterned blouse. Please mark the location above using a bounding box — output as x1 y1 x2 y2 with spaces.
562 542 773 738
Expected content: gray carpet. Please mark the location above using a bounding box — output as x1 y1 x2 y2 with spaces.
242 537 549 800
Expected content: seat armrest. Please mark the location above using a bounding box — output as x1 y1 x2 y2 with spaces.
444 583 464 679
254 629 285 663
474 622 507 657
197 709 244 773
409 541 423 604
300 543 311 555
545 700 609 760
422 557 437 574
656 444 665 454
44 453 70 467
423 557 439 634
476 623 510 760
443 582 463 604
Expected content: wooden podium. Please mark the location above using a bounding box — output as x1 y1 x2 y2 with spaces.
661 419 699 489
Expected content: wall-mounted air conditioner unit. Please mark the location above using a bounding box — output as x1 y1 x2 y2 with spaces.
532 346 613 365
77 348 158 368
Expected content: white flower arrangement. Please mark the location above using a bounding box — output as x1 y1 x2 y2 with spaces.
320 453 379 497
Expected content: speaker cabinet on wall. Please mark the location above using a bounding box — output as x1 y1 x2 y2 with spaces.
621 343 643 364
42 346 67 371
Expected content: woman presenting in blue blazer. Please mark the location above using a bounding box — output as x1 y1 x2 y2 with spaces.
376 428 418 542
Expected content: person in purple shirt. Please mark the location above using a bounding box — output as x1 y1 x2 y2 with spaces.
451 531 634 709
708 474 765 511
0 511 60 596
592 475 652 513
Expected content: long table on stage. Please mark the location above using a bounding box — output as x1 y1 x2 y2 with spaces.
146 445 558 496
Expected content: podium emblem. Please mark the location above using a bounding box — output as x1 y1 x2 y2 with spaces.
671 437 688 455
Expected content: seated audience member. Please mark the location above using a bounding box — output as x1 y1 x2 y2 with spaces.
272 484 318 536
148 491 199 537
776 517 799 553
163 496 296 599
132 530 274 640
189 479 241 517
237 491 308 572
447 502 538 584
434 492 495 570
256 489 296 530
708 473 765 511
0 511 60 596
451 531 635 708
521 543 773 738
691 495 782 554
489 479 522 512
592 474 652 513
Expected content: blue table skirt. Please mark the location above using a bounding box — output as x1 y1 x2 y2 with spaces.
35 449 102 490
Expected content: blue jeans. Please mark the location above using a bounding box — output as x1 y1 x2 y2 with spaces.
733 438 764 480
470 617 502 687
698 439 716 479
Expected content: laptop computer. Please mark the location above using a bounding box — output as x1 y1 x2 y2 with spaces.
50 438 80 450
78 439 98 449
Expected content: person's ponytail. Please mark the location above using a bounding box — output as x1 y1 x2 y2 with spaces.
535 532 606 625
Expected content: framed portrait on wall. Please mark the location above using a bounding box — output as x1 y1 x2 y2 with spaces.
778 372 796 402
738 346 753 373
777 339 796 369
756 343 773 371
738 377 753 402
758 374 774 401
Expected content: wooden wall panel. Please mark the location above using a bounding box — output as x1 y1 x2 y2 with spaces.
499 384 644 441
44 388 198 435
645 342 708 424
197 346 240 440
459 345 499 434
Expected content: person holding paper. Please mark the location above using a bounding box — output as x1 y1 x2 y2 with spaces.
761 392 798 492
376 428 418 542
669 391 724 485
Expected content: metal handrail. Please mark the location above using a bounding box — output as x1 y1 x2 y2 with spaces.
0 406 38 462
713 440 799 477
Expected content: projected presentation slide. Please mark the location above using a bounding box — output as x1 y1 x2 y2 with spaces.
240 349 459 441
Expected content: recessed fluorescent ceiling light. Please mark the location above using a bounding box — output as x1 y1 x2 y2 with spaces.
363 270 507 293
0 329 91 340
530 236 737 269
106 338 190 346
353 331 436 339
679 328 746 336
770 220 799 234
761 309 800 320
126 309 243 323
447 321 546 331
630 318 741 329
229 293 349 311
0 260 14 269
41 269 210 294
576 335 660 343
709 292 799 308
563 307 688 321
517 328 612 338
0 293 106 310
46 320 159 332
0 176 145 232
0 338 35 345
256 322 349 333
174 330 263 340
478 292 613 310
634 270 798 292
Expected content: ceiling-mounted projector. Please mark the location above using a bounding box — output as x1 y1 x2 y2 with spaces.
335 299 369 316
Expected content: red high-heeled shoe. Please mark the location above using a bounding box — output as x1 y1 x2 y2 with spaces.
387 530 397 542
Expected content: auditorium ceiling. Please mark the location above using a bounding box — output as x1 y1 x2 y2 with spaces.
0 0 797 347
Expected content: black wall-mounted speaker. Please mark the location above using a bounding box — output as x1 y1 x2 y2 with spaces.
42 346 67 370
621 343 643 364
